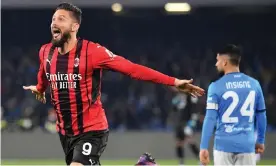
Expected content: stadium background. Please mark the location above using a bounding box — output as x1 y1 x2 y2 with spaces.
1 0 276 165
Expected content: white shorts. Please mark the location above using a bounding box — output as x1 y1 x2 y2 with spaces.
214 150 256 166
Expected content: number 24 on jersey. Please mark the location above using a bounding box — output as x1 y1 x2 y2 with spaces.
222 90 255 123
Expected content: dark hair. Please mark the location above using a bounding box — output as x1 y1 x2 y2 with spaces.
218 44 242 66
56 2 82 24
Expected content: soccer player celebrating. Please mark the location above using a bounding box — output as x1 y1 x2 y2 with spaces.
199 45 267 166
23 3 205 166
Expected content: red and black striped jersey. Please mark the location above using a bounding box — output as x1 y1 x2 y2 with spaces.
36 39 176 136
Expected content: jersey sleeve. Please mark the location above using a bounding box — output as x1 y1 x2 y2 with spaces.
91 45 176 86
256 81 266 112
206 83 219 110
200 82 218 149
36 45 49 93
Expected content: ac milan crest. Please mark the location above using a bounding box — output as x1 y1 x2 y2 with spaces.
74 58 80 67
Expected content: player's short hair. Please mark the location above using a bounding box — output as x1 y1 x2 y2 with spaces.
56 2 82 24
218 44 242 66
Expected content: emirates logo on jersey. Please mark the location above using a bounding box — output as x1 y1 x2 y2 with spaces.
74 58 80 67
46 72 82 81
46 72 82 89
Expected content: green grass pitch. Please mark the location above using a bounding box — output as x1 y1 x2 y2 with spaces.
1 159 276 165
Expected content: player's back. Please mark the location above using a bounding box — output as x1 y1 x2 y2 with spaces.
212 72 262 153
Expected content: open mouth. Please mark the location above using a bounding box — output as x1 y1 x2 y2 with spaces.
52 29 61 39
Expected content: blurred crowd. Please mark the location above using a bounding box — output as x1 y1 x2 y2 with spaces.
1 7 276 133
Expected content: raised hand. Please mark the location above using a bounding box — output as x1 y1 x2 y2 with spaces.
174 79 205 97
23 85 46 104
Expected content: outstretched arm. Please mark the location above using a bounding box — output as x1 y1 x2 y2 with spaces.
91 45 205 96
93 46 175 85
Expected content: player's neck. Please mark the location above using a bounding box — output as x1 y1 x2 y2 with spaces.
224 66 240 75
58 36 78 55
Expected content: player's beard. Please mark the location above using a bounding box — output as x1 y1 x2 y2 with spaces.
211 71 225 82
217 71 225 78
216 68 225 78
51 30 71 48
210 67 225 82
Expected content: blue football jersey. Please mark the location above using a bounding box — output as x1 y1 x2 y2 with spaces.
206 72 266 153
